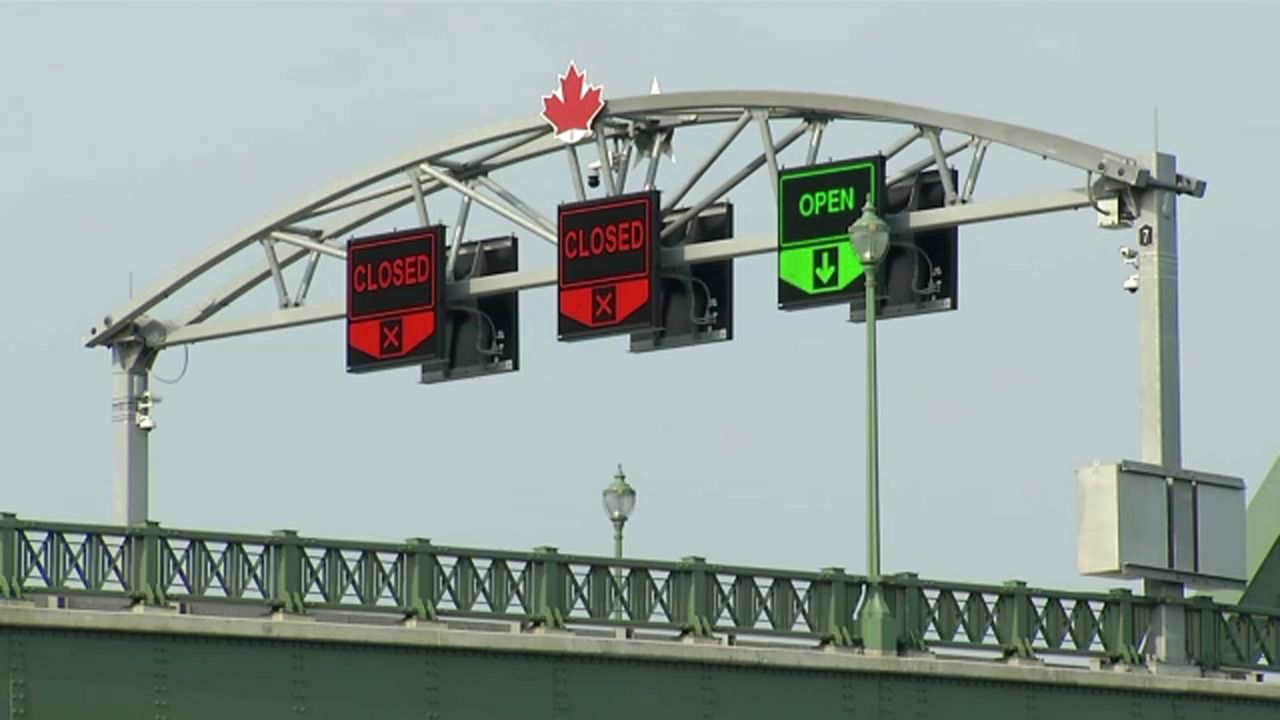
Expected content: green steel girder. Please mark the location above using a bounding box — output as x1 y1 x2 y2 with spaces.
1212 453 1280 610
0 607 1276 720
1241 455 1280 608
0 514 1277 673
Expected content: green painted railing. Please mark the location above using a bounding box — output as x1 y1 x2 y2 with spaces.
0 514 1275 672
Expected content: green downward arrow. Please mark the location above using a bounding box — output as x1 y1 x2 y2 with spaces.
815 252 836 284
778 242 863 294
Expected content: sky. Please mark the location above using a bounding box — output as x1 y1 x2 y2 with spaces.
1 1 1277 596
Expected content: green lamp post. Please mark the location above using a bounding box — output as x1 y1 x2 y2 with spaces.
848 202 898 654
602 464 636 621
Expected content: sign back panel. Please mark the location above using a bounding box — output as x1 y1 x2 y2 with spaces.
630 202 735 353
776 155 886 311
346 225 446 373
557 190 661 341
421 235 521 384
848 168 960 323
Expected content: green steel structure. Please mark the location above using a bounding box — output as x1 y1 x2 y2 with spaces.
3 604 1278 720
1 515 1276 673
1225 456 1280 608
1 515 1278 717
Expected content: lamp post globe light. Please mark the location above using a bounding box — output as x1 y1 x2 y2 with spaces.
602 464 635 621
847 202 898 654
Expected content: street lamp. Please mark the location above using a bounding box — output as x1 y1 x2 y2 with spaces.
848 202 897 653
602 464 636 620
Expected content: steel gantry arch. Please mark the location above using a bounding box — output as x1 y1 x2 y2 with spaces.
83 90 1205 352
86 88 1204 588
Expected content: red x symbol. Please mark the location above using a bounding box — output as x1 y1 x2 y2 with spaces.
593 290 614 318
381 324 401 351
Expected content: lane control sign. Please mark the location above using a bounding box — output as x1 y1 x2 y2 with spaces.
556 190 661 341
776 155 885 310
346 226 446 372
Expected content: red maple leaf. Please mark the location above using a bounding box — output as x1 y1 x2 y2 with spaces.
540 62 604 142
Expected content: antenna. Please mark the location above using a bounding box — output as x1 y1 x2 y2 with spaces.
1154 106 1160 151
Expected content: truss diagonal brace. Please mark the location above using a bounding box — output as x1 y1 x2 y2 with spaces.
566 145 587 201
171 190 415 331
271 232 346 260
661 120 810 241
882 128 924 161
447 182 475 280
962 140 990 203
474 175 556 235
259 238 291 309
418 165 557 245
806 120 827 165
593 131 619 196
662 109 751 213
407 170 430 224
922 127 960 203
754 111 781 198
887 137 974 188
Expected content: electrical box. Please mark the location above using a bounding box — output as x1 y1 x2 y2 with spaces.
1076 460 1246 589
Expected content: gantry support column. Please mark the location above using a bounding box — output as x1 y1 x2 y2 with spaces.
1136 151 1186 666
111 341 157 526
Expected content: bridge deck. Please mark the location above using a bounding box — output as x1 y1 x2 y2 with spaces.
2 601 1277 719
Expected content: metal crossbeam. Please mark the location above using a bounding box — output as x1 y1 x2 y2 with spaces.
158 187 1099 348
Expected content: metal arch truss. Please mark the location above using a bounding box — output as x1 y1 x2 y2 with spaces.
83 91 1206 351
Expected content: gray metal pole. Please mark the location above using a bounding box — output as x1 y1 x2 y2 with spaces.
1137 151 1186 665
111 342 153 525
1137 153 1183 470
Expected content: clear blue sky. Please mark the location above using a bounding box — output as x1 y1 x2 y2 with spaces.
1 1 1276 592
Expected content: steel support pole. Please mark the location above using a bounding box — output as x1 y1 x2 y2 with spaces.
1137 151 1186 665
1137 154 1183 477
858 263 896 654
865 267 881 581
111 342 155 525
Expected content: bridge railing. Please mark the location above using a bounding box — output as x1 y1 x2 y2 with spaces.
0 514 1275 673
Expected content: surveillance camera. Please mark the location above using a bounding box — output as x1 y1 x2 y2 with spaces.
587 160 602 189
135 414 156 432
1123 274 1139 294
1119 246 1139 269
